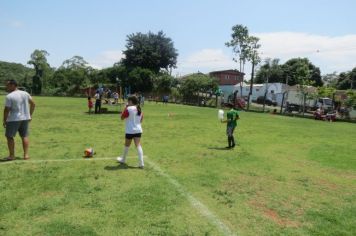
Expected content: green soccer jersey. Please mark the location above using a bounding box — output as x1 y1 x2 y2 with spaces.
227 109 239 127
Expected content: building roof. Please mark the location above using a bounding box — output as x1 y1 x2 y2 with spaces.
209 69 245 75
220 82 240 86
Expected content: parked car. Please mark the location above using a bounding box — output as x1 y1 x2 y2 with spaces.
256 96 277 106
285 103 300 113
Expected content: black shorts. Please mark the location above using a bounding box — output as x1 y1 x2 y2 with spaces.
6 120 30 138
125 133 142 139
226 126 235 137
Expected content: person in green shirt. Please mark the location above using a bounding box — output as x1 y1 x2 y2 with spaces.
222 103 239 148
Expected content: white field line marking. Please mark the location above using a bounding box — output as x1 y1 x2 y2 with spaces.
0 156 236 235
145 158 236 236
0 157 115 165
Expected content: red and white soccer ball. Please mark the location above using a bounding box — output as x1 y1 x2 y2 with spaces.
84 148 94 158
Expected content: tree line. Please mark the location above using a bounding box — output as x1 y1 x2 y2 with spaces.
254 57 355 90
0 27 354 103
225 24 355 91
0 30 218 103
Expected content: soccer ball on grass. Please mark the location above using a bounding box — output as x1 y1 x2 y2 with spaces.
84 148 95 158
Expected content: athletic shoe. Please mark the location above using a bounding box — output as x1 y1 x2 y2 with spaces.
117 157 125 164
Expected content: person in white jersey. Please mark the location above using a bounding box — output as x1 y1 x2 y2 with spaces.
117 95 144 168
3 80 35 161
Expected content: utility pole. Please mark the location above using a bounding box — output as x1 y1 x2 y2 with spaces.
247 53 255 111
262 73 269 112
351 77 354 90
284 76 290 113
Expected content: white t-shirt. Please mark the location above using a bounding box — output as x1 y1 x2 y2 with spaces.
121 105 143 134
5 90 32 122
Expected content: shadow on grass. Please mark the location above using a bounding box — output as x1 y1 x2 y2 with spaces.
104 163 141 171
207 147 233 151
0 156 22 162
84 111 121 115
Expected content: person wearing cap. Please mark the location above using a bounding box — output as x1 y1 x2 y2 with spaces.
2 80 35 160
221 103 239 148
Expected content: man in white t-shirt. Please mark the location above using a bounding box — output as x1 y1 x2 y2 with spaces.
2 80 35 161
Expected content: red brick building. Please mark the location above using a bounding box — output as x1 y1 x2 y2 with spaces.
209 69 244 85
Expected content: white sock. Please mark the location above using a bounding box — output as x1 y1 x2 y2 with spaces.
137 145 144 167
121 146 129 162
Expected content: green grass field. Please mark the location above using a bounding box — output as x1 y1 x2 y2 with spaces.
0 96 355 236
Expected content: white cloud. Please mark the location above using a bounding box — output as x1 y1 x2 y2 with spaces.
9 20 24 28
88 50 124 69
255 32 356 73
90 33 356 77
176 49 236 75
176 33 356 77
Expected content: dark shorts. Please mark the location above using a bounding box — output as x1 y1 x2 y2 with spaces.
125 133 142 139
6 120 30 138
226 126 235 137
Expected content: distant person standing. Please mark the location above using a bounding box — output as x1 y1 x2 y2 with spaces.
138 93 142 105
141 95 145 106
137 92 144 106
87 96 93 114
221 103 239 148
113 92 119 104
98 87 104 96
3 80 35 160
163 95 169 104
94 90 101 114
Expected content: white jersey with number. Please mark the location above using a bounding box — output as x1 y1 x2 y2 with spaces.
121 105 143 134
5 90 32 122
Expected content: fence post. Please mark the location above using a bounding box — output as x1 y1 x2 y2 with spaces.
280 92 286 114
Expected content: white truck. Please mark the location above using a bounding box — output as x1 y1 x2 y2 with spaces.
285 89 333 113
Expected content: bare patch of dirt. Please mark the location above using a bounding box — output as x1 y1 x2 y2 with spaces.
317 179 338 190
249 200 300 228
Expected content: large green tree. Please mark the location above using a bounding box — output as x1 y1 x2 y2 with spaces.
51 69 70 95
351 67 356 89
225 24 250 99
61 56 89 70
152 72 175 95
127 67 154 93
255 58 323 87
225 24 249 73
179 73 218 101
282 58 323 86
122 31 178 73
255 58 284 84
322 72 338 88
27 49 50 94
51 56 91 95
335 67 356 90
245 35 261 110
226 24 261 109
0 61 34 87
316 86 336 98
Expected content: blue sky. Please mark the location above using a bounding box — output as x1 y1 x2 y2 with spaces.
1 0 356 76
